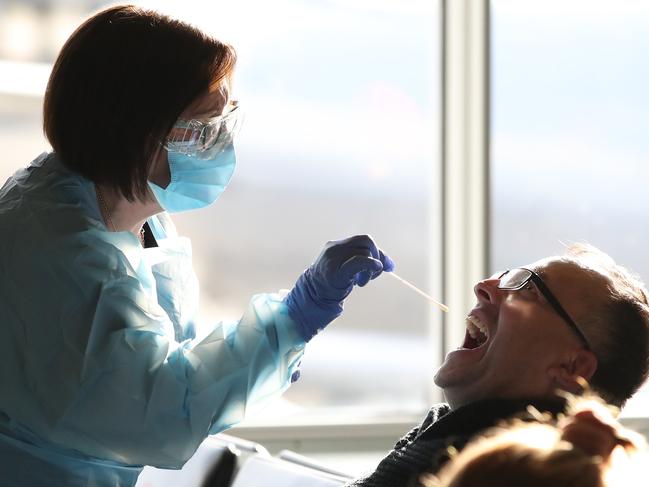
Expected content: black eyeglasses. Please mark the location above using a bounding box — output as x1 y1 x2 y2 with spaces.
498 268 591 350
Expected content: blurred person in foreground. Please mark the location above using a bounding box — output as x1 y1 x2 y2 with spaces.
0 5 394 486
348 244 649 487
423 394 647 487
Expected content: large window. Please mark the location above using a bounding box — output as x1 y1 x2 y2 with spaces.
157 0 441 421
0 0 441 424
491 0 649 416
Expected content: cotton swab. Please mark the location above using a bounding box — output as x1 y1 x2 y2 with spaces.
387 272 449 312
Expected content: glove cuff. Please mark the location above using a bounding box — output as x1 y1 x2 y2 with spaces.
284 272 344 341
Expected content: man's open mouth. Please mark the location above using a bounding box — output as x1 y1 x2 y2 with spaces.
462 314 490 349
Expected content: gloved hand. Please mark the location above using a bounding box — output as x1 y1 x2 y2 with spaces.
285 235 395 342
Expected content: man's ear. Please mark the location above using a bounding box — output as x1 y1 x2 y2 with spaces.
547 349 598 394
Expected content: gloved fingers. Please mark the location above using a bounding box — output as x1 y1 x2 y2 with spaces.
342 236 395 276
358 248 394 284
333 235 380 261
341 247 394 285
339 255 383 285
355 270 372 287
377 249 395 274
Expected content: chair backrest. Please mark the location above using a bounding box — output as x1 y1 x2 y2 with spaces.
136 434 265 487
230 455 350 487
277 449 354 479
135 435 351 487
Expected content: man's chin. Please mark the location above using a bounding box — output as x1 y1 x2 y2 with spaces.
434 345 488 386
433 363 457 390
432 364 446 388
433 368 482 409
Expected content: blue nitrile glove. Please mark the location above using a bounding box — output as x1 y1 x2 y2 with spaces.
285 235 395 342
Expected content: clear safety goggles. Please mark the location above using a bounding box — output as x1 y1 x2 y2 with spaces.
164 101 242 160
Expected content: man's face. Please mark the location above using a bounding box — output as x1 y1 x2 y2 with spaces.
434 257 606 408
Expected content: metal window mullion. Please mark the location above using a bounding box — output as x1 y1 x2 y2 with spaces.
440 0 490 363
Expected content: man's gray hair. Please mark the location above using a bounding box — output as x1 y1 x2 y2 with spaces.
566 243 649 407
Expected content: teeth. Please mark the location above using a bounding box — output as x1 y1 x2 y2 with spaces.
466 315 489 342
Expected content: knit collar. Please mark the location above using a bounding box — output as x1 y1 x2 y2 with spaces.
417 395 567 442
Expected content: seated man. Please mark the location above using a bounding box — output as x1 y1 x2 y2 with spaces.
347 244 649 487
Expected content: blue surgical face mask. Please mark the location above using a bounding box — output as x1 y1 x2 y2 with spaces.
148 142 236 213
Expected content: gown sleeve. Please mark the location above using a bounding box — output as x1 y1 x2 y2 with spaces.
0 220 305 469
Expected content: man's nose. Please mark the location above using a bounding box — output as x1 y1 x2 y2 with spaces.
474 276 501 304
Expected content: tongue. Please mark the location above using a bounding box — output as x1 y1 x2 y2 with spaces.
462 331 480 350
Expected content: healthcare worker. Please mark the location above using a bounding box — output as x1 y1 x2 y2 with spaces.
0 5 394 486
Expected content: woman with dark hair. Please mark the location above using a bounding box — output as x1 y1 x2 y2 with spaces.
0 5 393 486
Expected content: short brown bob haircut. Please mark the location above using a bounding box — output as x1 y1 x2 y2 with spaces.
44 5 236 200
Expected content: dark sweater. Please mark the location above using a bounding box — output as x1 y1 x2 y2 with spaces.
346 396 567 487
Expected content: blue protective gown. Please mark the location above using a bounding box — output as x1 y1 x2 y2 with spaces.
0 153 305 486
